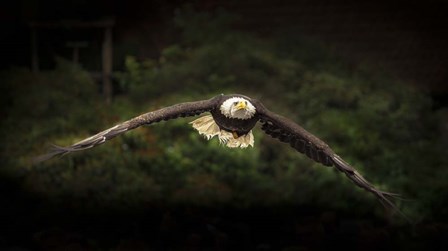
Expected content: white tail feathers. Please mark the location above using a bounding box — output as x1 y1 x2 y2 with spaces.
190 115 254 148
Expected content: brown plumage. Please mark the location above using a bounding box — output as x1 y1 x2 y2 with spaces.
34 94 408 220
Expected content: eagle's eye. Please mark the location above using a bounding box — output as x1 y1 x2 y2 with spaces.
245 101 248 105
233 101 238 105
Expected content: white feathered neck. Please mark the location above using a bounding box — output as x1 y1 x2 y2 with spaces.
219 97 256 120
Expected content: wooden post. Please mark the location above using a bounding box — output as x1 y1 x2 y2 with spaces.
66 41 88 65
30 19 115 103
73 46 79 64
31 28 39 72
102 27 113 104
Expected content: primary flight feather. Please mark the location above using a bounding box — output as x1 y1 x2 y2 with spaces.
35 94 406 219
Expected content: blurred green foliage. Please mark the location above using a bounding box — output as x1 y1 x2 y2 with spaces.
2 7 447 225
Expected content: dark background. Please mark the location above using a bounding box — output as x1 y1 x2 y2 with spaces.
2 0 447 94
1 0 448 250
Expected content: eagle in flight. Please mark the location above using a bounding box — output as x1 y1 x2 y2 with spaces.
35 94 405 218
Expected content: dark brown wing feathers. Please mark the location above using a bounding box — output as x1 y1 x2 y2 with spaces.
34 96 221 163
255 101 333 167
253 99 408 220
35 94 407 220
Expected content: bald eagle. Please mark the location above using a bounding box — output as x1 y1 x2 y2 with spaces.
35 94 406 219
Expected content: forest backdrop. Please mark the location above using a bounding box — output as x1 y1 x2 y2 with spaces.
1 3 448 250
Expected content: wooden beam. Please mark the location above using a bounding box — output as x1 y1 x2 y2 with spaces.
30 19 115 29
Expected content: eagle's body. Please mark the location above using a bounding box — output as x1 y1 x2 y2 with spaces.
192 95 258 147
210 104 258 137
35 94 407 220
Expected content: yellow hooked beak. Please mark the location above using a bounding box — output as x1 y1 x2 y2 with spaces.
235 101 247 110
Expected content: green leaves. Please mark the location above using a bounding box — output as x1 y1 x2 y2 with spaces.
2 7 446 223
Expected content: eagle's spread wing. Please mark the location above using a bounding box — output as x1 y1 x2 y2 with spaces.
253 99 407 219
34 96 221 163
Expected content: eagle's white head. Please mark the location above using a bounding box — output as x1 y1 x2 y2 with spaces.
220 97 256 120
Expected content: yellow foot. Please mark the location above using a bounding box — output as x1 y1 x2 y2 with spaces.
232 132 239 139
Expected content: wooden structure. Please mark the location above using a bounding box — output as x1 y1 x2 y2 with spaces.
29 19 115 103
65 41 88 64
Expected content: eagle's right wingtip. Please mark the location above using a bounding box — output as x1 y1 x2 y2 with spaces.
32 145 69 165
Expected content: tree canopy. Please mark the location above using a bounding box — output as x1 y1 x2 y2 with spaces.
1 7 447 250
